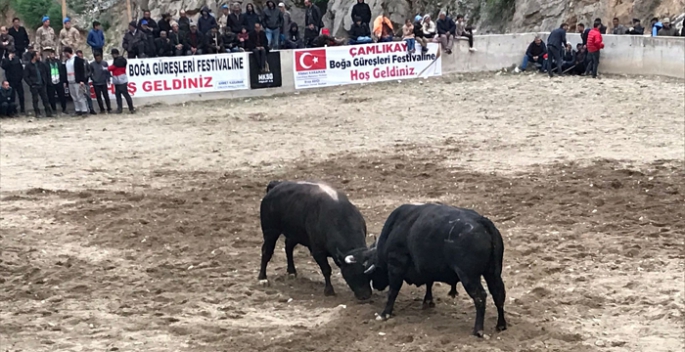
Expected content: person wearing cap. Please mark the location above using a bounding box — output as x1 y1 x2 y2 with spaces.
169 22 185 56
626 18 644 35
139 19 157 57
519 35 546 72
351 0 372 30
59 17 81 55
35 16 57 60
611 17 627 34
198 6 218 35
412 15 428 53
184 23 207 55
107 48 134 114
349 16 372 45
422 15 437 39
9 18 30 57
650 17 663 36
657 17 678 36
123 21 146 58
87 21 106 55
138 10 159 37
219 4 230 32
262 0 283 49
279 2 291 47
1 50 25 114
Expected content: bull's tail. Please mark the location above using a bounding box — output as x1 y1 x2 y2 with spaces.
479 216 504 277
265 180 282 194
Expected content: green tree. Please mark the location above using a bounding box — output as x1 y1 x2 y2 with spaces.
11 0 63 31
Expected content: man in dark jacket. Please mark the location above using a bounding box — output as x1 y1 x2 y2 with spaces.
228 4 245 34
184 24 206 55
23 51 53 117
198 6 218 35
351 0 372 30
158 13 172 36
206 26 225 53
546 23 568 77
577 23 588 45
8 18 29 56
595 18 607 34
169 23 185 56
89 51 111 113
76 50 97 115
247 23 269 72
436 11 456 54
178 10 191 34
138 10 159 37
222 27 241 52
262 1 283 49
349 16 372 44
0 81 17 117
0 26 15 59
283 22 303 49
43 51 67 114
155 30 174 56
242 4 261 33
572 43 587 75
626 18 645 35
304 23 318 48
140 20 157 57
520 35 546 71
1 51 24 114
123 21 146 58
304 0 324 33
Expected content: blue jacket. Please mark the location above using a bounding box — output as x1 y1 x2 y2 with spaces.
651 22 663 36
87 29 105 49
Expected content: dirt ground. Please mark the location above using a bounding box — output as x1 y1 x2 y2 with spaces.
1 72 684 352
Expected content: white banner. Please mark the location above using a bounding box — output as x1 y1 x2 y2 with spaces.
292 42 442 89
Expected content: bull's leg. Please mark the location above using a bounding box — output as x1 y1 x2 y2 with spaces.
448 283 458 298
422 282 436 309
312 252 335 296
378 260 408 320
285 238 298 278
484 272 507 332
257 229 280 285
458 274 488 337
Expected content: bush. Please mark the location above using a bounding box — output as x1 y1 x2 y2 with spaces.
11 0 63 31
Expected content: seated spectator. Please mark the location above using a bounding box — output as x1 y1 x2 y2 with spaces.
312 28 345 47
612 17 627 34
138 10 159 37
349 16 373 45
139 20 157 57
123 21 146 58
626 18 644 35
304 23 318 47
455 14 476 52
519 35 546 71
283 22 304 49
0 80 17 117
155 30 174 57
657 18 678 36
561 42 575 72
422 15 437 39
373 13 394 42
207 25 225 53
222 27 243 52
436 11 456 54
650 17 663 36
402 19 415 53
248 23 269 72
237 26 250 50
169 22 185 56
572 43 587 75
184 24 206 55
413 16 428 53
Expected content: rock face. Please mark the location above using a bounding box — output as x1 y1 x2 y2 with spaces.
326 0 412 38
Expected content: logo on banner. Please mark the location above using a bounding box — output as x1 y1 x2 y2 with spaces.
295 49 327 71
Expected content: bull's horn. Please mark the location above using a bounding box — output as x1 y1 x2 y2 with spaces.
364 264 376 274
344 255 356 264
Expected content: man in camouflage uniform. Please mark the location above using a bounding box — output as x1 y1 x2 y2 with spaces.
59 17 81 58
35 16 57 60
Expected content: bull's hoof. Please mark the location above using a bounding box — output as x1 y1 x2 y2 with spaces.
448 289 458 298
473 330 485 338
496 323 507 332
422 300 436 310
323 287 336 297
287 272 297 279
258 279 269 286
375 313 390 321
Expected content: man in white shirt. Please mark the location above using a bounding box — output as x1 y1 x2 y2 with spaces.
63 46 88 115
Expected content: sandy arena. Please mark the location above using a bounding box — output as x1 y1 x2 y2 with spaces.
1 72 684 352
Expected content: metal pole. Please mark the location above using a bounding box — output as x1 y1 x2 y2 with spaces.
62 0 67 20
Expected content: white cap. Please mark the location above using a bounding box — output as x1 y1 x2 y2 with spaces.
278 2 285 6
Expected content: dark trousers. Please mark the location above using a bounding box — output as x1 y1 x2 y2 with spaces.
460 31 474 48
114 83 134 112
547 45 562 76
93 84 112 112
30 85 52 116
46 83 67 112
9 81 24 112
0 102 17 116
253 48 267 71
126 42 147 58
585 51 600 77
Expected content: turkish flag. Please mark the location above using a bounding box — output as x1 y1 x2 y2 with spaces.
294 49 327 71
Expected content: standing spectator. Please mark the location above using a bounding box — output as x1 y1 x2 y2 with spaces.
87 21 105 55
1 51 24 114
650 17 663 37
237 26 250 50
60 17 81 54
178 10 191 34
169 23 185 56
123 21 146 58
422 15 437 39
283 22 304 49
262 1 283 49
77 50 97 115
140 20 157 57
436 11 455 54
218 5 230 32
228 4 245 34
23 51 53 118
279 3 291 47
159 13 172 36
402 19 415 53
44 51 68 114
546 23 568 77
22 43 36 63
207 26 225 53
108 49 134 114
303 23 318 47
455 15 476 52
243 4 262 33
89 51 111 114
351 0 372 30
519 35 546 71
138 10 159 37
304 0 324 33
36 16 57 60
155 31 174 56
63 47 88 116
626 18 644 35
248 23 269 72
612 17 627 34
595 18 607 34
8 18 29 57
577 23 588 45
412 16 428 52
184 24 206 55
349 16 372 45
198 6 218 35
222 27 242 52
0 81 17 117
657 18 678 36
585 21 604 78
373 12 395 43
0 26 15 59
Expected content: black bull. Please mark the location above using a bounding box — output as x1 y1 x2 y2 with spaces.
345 203 508 337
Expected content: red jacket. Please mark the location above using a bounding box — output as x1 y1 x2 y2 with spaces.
587 28 604 53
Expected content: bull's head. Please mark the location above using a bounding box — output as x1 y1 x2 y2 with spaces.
335 247 373 301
